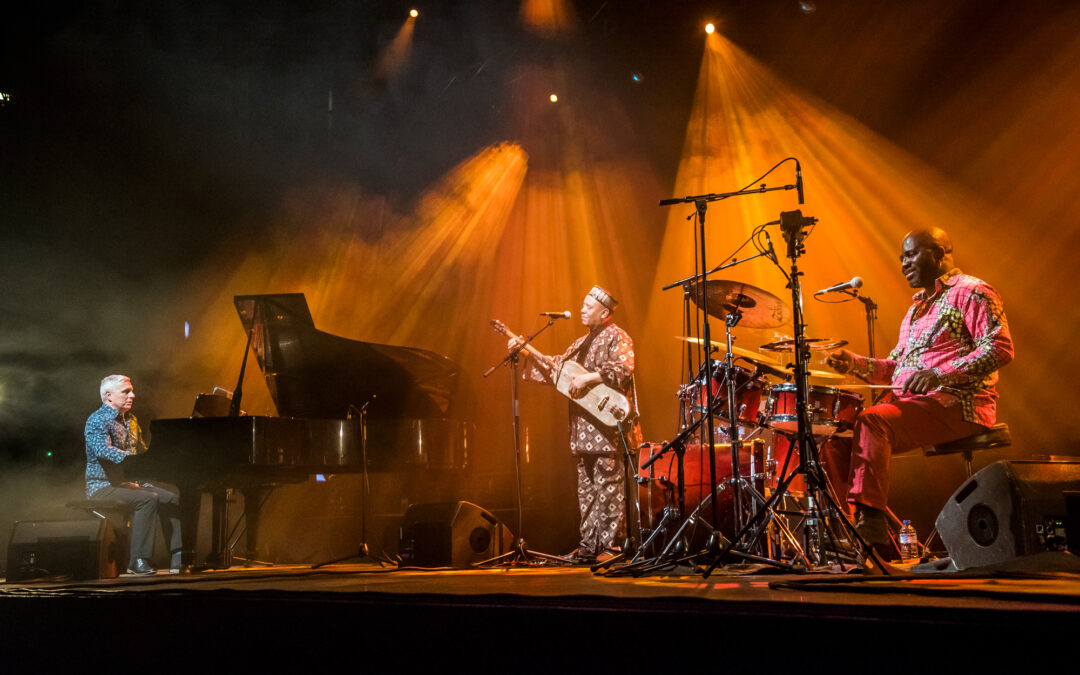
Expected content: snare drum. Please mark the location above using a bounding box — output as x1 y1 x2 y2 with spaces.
688 362 766 428
763 383 864 436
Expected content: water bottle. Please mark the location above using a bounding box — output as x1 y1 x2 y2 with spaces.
898 520 919 560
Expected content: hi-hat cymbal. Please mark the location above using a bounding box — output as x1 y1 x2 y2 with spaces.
675 336 784 367
688 280 792 329
760 337 849 352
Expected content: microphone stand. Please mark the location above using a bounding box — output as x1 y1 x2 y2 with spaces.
477 318 569 566
700 210 889 576
312 397 395 568
856 293 877 359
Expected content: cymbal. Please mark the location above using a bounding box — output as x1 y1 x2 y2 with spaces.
675 336 784 368
688 280 791 329
806 369 846 382
760 337 849 352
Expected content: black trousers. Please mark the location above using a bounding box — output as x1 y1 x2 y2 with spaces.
93 483 182 567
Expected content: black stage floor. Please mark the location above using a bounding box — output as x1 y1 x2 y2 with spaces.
4 557 1080 672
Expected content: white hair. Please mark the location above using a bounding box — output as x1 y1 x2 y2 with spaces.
100 374 131 402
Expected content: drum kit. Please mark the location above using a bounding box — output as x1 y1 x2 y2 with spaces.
608 198 886 575
631 280 867 569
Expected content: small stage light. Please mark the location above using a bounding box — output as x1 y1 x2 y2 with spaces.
705 23 715 34
549 93 559 103
410 9 419 18
799 1 817 14
631 72 642 83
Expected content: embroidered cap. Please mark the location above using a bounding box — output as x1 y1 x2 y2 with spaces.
588 285 618 311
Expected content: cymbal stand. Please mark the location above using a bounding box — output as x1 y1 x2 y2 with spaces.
632 281 706 561
477 319 569 567
701 211 888 576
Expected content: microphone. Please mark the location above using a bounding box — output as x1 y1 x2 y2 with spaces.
763 230 779 264
540 311 572 319
815 276 863 295
795 160 804 204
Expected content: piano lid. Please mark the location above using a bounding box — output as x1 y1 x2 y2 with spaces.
234 293 474 421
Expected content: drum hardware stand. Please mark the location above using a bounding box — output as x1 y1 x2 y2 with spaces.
313 397 397 568
477 318 570 567
640 467 800 573
702 210 889 576
630 498 682 563
607 402 722 574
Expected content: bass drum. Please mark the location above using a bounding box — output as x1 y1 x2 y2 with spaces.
638 440 766 547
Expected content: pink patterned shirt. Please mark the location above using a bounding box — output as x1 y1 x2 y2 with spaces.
850 269 1013 426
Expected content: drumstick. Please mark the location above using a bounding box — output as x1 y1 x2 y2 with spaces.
838 383 964 395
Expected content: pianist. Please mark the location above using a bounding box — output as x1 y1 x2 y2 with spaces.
84 374 182 575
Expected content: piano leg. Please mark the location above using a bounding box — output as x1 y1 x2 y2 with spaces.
177 481 201 571
241 487 265 567
210 488 232 569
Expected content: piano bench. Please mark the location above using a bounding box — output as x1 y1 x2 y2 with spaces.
65 500 134 522
924 422 1012 477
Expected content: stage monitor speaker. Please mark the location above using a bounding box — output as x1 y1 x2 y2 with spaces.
399 501 512 568
6 517 121 582
935 460 1080 570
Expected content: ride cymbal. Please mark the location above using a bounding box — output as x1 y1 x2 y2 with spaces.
688 280 792 329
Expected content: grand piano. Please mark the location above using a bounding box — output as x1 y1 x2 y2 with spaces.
122 293 475 569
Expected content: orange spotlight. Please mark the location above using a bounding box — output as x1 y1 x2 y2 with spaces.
705 23 715 34
375 17 416 81
409 9 418 18
520 0 579 36
549 93 559 103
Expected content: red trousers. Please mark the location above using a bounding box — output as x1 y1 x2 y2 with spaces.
822 396 986 511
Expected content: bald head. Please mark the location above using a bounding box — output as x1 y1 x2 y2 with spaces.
900 227 954 293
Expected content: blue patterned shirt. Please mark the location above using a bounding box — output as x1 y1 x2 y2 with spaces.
84 403 146 497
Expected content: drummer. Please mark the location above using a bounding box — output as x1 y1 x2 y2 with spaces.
823 227 1013 553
